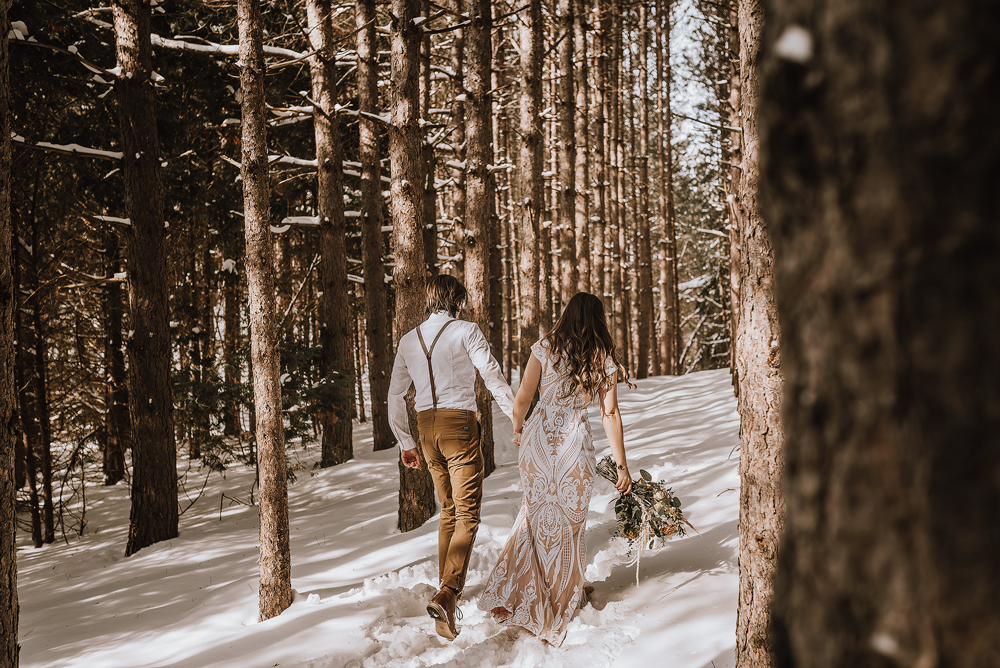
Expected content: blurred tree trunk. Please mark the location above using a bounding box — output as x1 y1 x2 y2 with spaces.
114 0 178 558
222 239 241 437
723 0 742 389
391 0 437 532
464 0 497 478
22 191 54 543
733 1 783 667
103 229 128 484
0 11 18 663
12 220 41 547
764 1 1000 666
307 0 353 468
237 0 291 621
356 0 394 451
517 0 542 368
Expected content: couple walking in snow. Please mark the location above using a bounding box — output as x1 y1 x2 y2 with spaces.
387 275 633 647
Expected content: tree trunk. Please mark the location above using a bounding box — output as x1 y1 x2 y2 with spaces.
517 0 543 368
22 203 54 543
464 0 497 478
114 0 178 558
449 0 467 282
635 1 654 379
238 0 291 621
574 0 591 294
12 230 41 548
656 0 679 375
594 0 608 305
356 0 394 451
608 1 624 356
222 233 241 437
723 0 742 389
420 0 438 278
307 0 353 468
0 10 19 662
732 1 782 666
391 0 437 532
557 0 577 304
763 1 1000 666
104 230 128 484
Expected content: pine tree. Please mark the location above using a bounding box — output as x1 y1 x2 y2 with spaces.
764 0 1000 665
115 0 179 558
391 0 437 532
356 0 394 452
0 7 19 665
237 0 291 621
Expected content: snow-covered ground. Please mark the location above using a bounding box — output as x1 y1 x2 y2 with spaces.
16 368 739 668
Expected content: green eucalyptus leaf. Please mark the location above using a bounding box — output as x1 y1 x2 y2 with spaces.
640 469 652 482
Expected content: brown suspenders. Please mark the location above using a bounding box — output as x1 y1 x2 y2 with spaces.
415 319 457 409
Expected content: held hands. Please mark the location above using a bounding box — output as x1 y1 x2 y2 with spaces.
401 448 423 470
615 463 632 495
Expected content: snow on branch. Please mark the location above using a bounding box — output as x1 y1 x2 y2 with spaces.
150 34 303 60
14 135 123 161
92 215 131 226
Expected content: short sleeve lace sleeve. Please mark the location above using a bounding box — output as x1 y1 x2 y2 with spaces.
530 338 548 369
604 352 619 381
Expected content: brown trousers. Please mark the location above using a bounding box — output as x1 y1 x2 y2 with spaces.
416 408 484 593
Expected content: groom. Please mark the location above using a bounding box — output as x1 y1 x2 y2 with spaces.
387 274 515 640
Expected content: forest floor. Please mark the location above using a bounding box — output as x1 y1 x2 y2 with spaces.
16 368 739 668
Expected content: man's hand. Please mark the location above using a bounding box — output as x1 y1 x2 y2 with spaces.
401 448 423 470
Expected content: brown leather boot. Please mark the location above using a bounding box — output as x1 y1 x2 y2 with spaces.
426 586 461 640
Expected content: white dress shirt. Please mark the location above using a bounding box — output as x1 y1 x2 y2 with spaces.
388 311 515 451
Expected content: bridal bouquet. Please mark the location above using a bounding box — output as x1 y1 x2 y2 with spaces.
596 456 695 548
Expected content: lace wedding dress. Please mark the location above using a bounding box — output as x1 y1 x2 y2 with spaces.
478 338 617 646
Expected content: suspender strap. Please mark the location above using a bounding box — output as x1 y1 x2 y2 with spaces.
415 319 457 409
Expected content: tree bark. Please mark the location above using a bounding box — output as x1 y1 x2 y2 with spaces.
733 1 782 667
104 230 128 484
420 0 438 278
464 0 497 478
449 0 467 282
656 0 679 375
391 0 437 532
114 0 178 558
557 0 577 304
517 0 543 369
635 1 654 379
594 0 608 305
0 9 19 663
763 1 1000 666
306 0 353 468
238 0 291 621
357 0 394 451
574 0 591 294
22 202 54 543
222 238 241 437
608 1 624 358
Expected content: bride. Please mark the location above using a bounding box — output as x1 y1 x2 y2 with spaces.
478 292 633 646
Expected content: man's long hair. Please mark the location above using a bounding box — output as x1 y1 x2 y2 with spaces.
426 274 467 316
546 292 631 398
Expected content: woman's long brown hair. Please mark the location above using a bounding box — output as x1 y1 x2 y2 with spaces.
546 292 632 398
